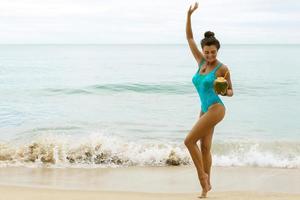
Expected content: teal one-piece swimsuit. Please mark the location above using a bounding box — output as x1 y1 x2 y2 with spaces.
192 59 225 113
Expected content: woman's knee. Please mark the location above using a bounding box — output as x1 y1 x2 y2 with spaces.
184 137 194 147
184 134 198 147
185 114 215 147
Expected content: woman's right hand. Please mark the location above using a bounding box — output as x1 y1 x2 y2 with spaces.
188 2 199 16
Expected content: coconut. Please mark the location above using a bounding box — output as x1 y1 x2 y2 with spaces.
214 77 228 95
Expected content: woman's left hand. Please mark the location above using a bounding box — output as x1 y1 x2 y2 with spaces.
219 88 233 96
219 90 227 96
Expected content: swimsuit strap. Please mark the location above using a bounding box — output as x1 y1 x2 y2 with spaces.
213 62 223 73
224 70 229 79
197 59 206 73
198 59 205 68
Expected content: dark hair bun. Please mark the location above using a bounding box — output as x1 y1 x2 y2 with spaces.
204 31 215 38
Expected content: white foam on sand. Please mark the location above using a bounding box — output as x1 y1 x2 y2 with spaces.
0 132 299 168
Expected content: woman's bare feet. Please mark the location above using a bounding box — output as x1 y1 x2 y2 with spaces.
207 177 212 191
208 184 212 191
198 173 209 198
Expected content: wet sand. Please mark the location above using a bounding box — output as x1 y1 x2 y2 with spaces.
0 166 299 199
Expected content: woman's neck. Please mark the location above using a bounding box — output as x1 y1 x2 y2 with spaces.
206 60 218 67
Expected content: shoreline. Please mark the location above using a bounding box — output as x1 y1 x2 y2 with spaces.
0 166 300 199
1 185 300 200
0 166 299 194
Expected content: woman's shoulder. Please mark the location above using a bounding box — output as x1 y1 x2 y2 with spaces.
220 63 229 71
216 62 229 76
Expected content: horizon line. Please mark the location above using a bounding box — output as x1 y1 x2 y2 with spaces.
0 43 299 45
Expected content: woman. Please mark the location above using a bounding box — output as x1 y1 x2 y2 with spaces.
184 2 234 198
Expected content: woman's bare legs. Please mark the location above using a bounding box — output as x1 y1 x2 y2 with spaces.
185 104 225 198
184 124 209 197
201 127 214 190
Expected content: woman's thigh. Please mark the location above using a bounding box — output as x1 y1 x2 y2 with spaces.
187 104 225 143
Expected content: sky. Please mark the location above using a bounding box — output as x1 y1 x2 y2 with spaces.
0 0 299 44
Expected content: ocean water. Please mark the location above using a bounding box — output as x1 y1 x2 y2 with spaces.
0 44 299 168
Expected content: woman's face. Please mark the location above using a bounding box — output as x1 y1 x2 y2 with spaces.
202 45 218 63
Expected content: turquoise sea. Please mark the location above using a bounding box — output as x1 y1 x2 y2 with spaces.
0 44 299 168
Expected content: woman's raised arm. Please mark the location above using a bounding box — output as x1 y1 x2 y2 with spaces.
186 2 204 65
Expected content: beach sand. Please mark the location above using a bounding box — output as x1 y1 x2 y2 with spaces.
0 166 299 200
